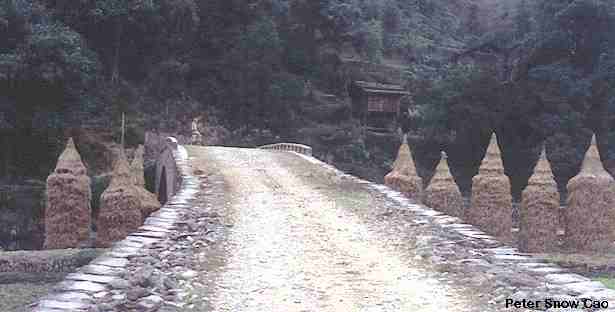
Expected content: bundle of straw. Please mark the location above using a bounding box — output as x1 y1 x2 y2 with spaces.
44 138 92 249
384 135 423 201
424 151 464 218
467 133 512 241
96 149 142 247
131 145 146 187
565 134 615 251
519 146 560 252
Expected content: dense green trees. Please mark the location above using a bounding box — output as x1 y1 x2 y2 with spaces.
0 0 614 194
411 0 615 197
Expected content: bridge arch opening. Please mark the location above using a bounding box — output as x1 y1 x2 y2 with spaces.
158 166 168 204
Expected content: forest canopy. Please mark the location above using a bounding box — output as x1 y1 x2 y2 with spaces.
0 0 614 199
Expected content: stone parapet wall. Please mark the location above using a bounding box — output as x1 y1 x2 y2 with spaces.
32 138 197 312
0 249 100 275
144 131 190 162
259 143 313 157
155 137 183 204
292 151 615 308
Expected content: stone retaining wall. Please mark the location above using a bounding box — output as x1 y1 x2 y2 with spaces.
259 143 313 156
0 249 100 275
31 138 197 312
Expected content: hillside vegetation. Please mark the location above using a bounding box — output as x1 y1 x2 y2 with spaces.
0 0 614 200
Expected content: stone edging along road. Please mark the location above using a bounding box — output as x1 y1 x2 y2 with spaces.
29 144 615 312
31 142 198 312
291 151 615 311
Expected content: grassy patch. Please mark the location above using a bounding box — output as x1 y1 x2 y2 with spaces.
595 277 615 290
534 252 615 268
0 282 56 312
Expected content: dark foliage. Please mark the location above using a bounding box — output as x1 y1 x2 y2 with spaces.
0 0 613 197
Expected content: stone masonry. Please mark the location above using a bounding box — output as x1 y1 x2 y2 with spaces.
131 145 161 221
32 144 615 312
32 139 194 312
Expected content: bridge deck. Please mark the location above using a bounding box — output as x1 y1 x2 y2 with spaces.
32 145 614 311
183 146 488 311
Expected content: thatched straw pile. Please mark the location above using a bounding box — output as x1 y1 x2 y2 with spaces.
96 149 142 247
131 145 161 220
424 151 464 218
467 133 512 241
384 135 423 201
565 134 615 251
519 146 560 252
44 138 92 249
191 118 203 145
131 145 146 187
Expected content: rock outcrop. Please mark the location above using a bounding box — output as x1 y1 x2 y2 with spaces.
44 138 92 249
519 146 560 252
467 133 512 241
565 134 615 251
384 135 423 201
96 150 142 247
131 145 161 221
424 152 464 218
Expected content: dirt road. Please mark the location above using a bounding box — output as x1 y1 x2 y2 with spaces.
183 146 493 312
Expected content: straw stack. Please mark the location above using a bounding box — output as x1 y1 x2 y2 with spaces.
131 145 161 221
96 149 142 247
424 151 464 218
44 138 92 249
565 134 615 251
384 135 423 201
131 145 146 187
519 146 560 252
467 133 512 241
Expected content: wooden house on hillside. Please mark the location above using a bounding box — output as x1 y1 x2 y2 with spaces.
349 81 409 132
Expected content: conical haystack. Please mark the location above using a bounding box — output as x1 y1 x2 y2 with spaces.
467 133 512 240
384 135 423 201
135 187 161 221
44 138 92 249
131 145 146 187
96 149 142 247
565 134 615 251
424 152 464 218
519 146 560 252
131 145 161 220
191 118 203 145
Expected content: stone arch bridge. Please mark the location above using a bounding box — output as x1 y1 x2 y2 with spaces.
31 138 615 312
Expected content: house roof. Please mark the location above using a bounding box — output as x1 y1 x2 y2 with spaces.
353 81 410 95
